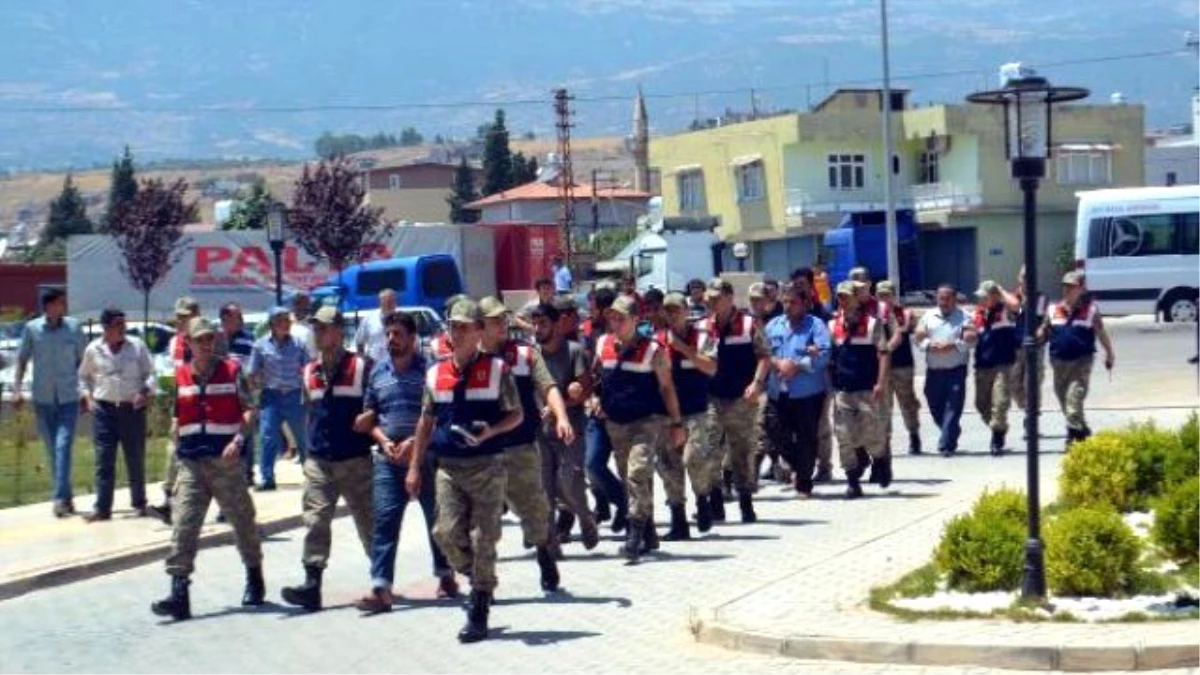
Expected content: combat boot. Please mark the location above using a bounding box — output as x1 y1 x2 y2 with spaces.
708 488 726 522
620 520 645 563
151 575 191 621
990 430 1006 456
536 545 560 592
281 565 323 611
242 566 265 606
555 510 576 544
845 466 865 500
737 491 757 524
874 456 893 489
611 503 628 534
457 590 492 643
909 431 922 455
662 504 691 541
641 518 660 552
694 495 713 533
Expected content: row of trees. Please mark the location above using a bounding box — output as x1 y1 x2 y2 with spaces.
445 109 541 223
314 128 423 158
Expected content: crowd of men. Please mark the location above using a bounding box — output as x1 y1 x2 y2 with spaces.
9 264 1117 643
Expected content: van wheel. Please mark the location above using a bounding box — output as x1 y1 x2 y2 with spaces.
1161 289 1199 323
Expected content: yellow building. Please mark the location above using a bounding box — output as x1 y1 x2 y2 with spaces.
650 89 1145 293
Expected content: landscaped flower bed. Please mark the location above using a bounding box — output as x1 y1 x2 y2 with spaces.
871 414 1200 623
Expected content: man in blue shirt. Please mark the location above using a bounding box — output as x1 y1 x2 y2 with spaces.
552 255 573 295
220 302 257 484
354 311 456 614
247 306 310 490
764 283 830 498
14 288 86 517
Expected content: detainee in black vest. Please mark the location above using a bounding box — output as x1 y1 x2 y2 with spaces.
478 296 573 594
409 299 523 644
281 306 375 613
972 280 1022 455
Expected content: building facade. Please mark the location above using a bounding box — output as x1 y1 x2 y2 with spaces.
464 181 650 231
363 161 483 224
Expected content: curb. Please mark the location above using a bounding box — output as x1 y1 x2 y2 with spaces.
0 505 348 603
688 611 1200 672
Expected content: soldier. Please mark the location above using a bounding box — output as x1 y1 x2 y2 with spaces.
696 279 771 523
1039 271 1116 446
429 294 469 361
973 280 1021 455
1011 265 1048 413
408 299 523 643
580 287 628 532
281 307 375 611
478 296 572 591
829 281 892 499
748 281 786 486
594 295 686 562
146 296 201 525
151 318 263 621
875 281 922 455
655 292 718 539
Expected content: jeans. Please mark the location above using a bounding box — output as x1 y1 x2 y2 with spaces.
584 415 626 512
924 366 968 452
369 456 449 590
767 393 825 494
35 401 79 503
258 388 308 484
93 402 147 514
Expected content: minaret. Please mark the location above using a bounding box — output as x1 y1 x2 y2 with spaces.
630 87 650 193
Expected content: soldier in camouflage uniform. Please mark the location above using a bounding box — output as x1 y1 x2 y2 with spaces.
151 318 263 621
972 280 1021 455
410 299 524 643
875 281 922 456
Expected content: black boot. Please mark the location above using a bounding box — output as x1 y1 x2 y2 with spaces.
592 490 611 524
611 504 628 534
281 565 323 611
708 488 726 522
722 470 734 502
536 545 560 591
458 590 492 643
151 575 191 621
909 431 923 455
146 500 172 525
813 465 833 483
874 456 893 489
242 566 265 606
990 430 1006 456
737 491 757 523
845 467 865 500
642 518 660 552
1065 427 1081 449
694 495 713 533
621 520 645 563
556 510 576 544
662 504 691 541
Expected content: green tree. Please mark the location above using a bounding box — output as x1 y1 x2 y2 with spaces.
447 157 480 224
510 151 539 185
399 127 424 146
102 145 138 233
41 173 93 250
222 179 272 230
481 109 513 196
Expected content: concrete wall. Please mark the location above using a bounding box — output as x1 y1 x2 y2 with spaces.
1146 145 1200 186
944 211 1075 295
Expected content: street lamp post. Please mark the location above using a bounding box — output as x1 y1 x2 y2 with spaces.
732 241 749 272
266 201 288 307
967 66 1088 600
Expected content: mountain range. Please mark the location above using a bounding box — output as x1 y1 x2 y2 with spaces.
1 0 1197 169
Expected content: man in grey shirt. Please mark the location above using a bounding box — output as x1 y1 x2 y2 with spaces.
914 285 978 456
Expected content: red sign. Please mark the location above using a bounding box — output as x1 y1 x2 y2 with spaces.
191 243 392 290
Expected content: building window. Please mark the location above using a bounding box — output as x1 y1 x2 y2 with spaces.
735 161 765 203
1055 148 1112 186
827 154 866 191
917 151 940 184
388 174 402 190
678 171 705 211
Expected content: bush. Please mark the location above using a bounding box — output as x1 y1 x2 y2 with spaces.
1166 413 1199 488
935 489 1027 592
1045 508 1142 597
1121 421 1180 507
1152 476 1200 564
1059 432 1137 512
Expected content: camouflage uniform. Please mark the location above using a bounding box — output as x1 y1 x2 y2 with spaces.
707 398 761 492
975 366 1013 433
301 456 374 566
495 345 558 549
654 412 714 505
1051 356 1093 432
816 388 834 473
607 416 665 522
832 315 889 472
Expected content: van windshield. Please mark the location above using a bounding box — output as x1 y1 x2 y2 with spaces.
358 268 408 296
422 259 462 297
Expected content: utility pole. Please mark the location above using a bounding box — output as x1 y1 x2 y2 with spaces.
591 168 600 234
880 0 900 289
554 88 576 265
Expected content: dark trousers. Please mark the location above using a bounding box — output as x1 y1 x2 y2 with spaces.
369 456 449 590
924 366 968 452
767 393 826 494
584 415 627 511
93 401 148 514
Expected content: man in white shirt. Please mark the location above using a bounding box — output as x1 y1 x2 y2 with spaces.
355 289 396 364
914 285 978 456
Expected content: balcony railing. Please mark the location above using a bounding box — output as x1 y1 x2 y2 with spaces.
909 182 982 212
785 182 982 219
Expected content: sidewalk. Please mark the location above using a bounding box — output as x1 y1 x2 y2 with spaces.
0 459 321 602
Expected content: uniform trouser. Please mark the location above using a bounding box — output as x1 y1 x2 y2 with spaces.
301 456 374 568
165 457 262 577
655 411 716 506
833 390 886 473
537 419 591 537
975 365 1014 433
93 402 147 514
816 394 834 473
369 455 449 591
708 398 758 493
503 443 550 548
433 454 507 593
585 415 627 512
924 366 968 452
755 395 779 483
1012 346 1047 411
883 367 921 440
1051 356 1094 432
767 393 826 493
607 416 664 523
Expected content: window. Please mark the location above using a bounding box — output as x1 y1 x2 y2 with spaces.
421 259 463 297
917 151 940 184
827 154 866 190
677 171 706 211
1055 149 1112 186
358 268 407 296
735 161 765 202
388 174 402 190
1087 212 1199 258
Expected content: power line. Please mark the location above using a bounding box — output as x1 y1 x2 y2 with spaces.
0 47 1188 115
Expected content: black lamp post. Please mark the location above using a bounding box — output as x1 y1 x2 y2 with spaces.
967 67 1088 600
266 201 288 307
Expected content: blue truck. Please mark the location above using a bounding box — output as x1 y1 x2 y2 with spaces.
822 210 922 293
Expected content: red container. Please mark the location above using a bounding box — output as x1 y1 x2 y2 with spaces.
486 222 563 291
0 263 66 315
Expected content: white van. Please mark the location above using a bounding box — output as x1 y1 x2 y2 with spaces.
1075 186 1200 321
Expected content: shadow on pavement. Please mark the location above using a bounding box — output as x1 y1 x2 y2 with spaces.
488 627 602 645
170 600 343 624
804 491 938 501
717 518 828 527
493 590 632 608
637 551 734 564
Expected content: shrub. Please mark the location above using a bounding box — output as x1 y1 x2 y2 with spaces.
1045 508 1142 597
1058 432 1137 512
1151 476 1200 564
935 489 1027 592
1166 413 1199 488
1121 421 1180 507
